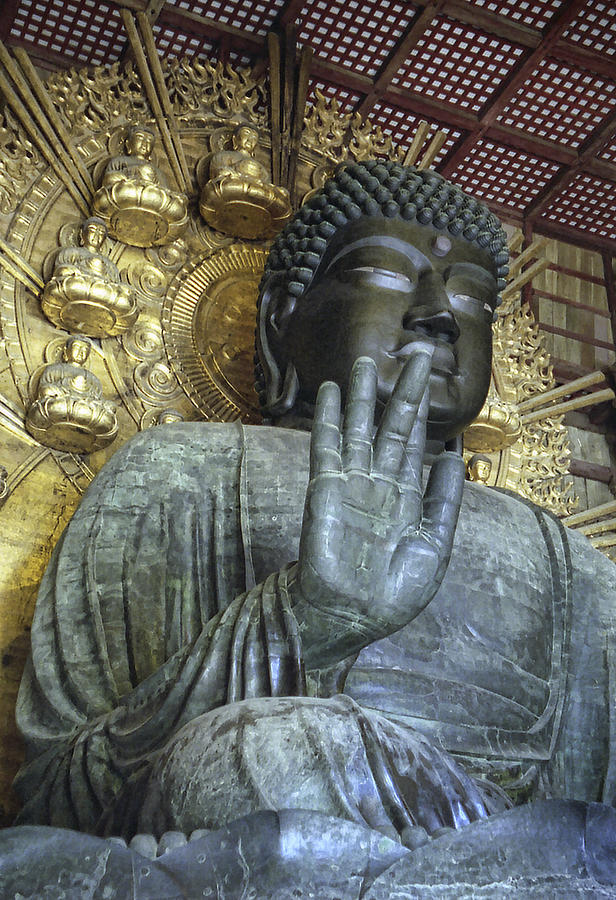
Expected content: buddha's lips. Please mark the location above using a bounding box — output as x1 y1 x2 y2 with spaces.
388 341 455 375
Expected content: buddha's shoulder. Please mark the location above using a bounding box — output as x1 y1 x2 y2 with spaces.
459 480 616 582
92 423 310 481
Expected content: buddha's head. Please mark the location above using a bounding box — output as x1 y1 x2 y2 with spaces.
80 217 107 251
256 159 508 443
126 126 155 160
63 336 92 366
467 453 492 483
232 124 259 155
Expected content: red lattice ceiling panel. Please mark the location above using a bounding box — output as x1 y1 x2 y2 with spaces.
448 139 562 210
390 16 525 114
298 0 416 78
306 79 362 113
497 59 616 149
370 102 462 167
165 0 285 37
543 174 616 241
153 24 217 60
10 0 124 65
562 1 616 57
468 0 564 30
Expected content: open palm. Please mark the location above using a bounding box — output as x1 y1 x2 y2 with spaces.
292 349 464 667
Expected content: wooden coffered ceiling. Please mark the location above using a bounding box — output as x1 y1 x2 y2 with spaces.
0 0 615 253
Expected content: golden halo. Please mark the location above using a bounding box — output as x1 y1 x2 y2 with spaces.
162 245 267 421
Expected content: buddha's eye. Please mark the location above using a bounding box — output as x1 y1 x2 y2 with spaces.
342 267 413 292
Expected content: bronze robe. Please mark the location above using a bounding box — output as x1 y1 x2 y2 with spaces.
14 423 616 833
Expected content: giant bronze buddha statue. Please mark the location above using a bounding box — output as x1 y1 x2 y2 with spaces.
3 161 616 896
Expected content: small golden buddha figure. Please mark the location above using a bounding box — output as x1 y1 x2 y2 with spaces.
466 453 492 484
40 218 138 338
93 127 189 248
26 336 118 454
199 124 292 239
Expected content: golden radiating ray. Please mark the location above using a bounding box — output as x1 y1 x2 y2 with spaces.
508 237 550 277
520 388 615 425
579 516 616 536
564 499 616 527
417 129 447 170
13 46 94 195
0 236 43 293
403 120 430 166
507 230 524 255
0 65 89 216
517 370 607 412
0 41 91 215
121 10 189 194
136 11 191 187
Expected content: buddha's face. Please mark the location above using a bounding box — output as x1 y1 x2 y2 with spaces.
281 217 497 442
127 130 154 159
470 457 491 482
64 339 90 366
81 220 106 250
234 127 258 154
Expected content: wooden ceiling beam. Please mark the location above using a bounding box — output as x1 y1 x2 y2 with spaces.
355 2 445 120
552 39 616 81
408 0 613 78
526 106 616 222
532 218 616 255
157 7 265 54
278 0 308 28
439 0 589 178
432 0 540 47
382 83 477 132
485 123 576 166
3 37 75 71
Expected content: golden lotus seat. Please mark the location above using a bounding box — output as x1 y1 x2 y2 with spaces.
199 124 291 239
92 127 188 248
41 218 138 338
25 337 118 454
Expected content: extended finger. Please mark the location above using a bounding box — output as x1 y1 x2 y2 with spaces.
342 357 377 472
310 380 342 478
398 387 429 487
373 346 433 477
420 449 465 564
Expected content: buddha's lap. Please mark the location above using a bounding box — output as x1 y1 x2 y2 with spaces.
133 694 496 838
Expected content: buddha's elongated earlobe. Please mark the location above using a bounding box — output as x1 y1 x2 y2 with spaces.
256 278 300 417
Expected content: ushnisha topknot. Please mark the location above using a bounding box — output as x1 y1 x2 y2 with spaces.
261 158 509 309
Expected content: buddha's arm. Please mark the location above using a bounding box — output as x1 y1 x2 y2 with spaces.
288 352 464 670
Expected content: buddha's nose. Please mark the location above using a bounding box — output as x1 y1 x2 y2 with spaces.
403 271 460 344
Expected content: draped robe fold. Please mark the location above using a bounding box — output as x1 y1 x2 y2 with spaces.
14 423 616 834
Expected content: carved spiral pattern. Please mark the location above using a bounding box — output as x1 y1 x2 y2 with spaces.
122 319 164 362
133 360 183 405
126 262 168 299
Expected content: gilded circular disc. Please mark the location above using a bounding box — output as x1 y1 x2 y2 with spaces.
59 301 117 337
202 199 282 240
110 208 169 247
162 246 267 421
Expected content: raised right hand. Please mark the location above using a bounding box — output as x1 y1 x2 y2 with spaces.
290 350 464 666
